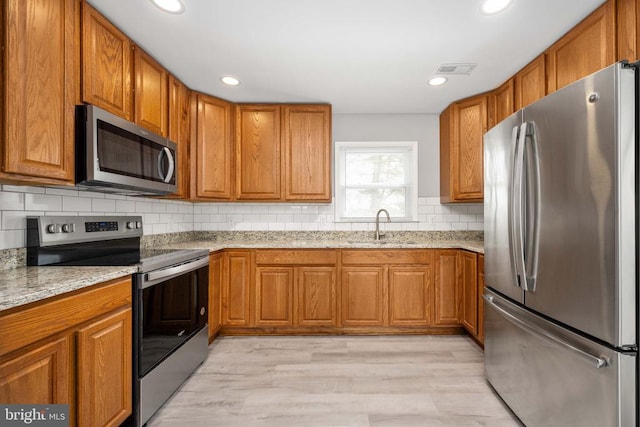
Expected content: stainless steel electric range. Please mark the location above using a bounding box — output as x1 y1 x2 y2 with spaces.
27 216 209 426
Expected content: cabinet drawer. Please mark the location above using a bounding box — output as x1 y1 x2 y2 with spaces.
255 250 337 265
0 277 131 356
341 250 433 265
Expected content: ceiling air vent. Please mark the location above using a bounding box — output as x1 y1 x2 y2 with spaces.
436 63 477 75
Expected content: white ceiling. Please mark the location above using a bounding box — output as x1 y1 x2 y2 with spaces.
88 0 606 114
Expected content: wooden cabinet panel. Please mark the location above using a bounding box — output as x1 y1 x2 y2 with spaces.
617 0 640 62
488 79 514 129
439 105 453 203
341 267 385 326
547 1 616 92
434 250 460 325
235 105 281 200
256 249 337 265
209 252 223 339
342 249 432 265
452 95 486 202
77 307 132 427
134 47 168 136
82 2 132 120
388 266 432 326
282 104 332 201
478 254 485 344
2 0 78 182
194 94 233 199
460 251 478 336
297 267 337 326
255 267 294 326
514 54 547 110
0 336 70 404
167 76 190 198
222 251 251 326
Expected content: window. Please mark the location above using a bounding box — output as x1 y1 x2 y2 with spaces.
335 141 418 221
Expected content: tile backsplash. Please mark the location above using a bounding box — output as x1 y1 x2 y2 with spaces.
0 185 483 250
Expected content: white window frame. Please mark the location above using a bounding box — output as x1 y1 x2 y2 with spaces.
334 141 418 222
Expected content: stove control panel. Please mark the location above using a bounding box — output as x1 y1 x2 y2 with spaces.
27 215 143 247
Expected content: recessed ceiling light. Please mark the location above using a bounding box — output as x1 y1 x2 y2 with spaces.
150 0 185 14
481 0 512 15
428 76 448 86
220 76 241 86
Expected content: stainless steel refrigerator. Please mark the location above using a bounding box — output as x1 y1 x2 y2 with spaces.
483 61 638 426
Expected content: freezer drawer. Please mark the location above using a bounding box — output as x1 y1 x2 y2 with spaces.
484 289 636 427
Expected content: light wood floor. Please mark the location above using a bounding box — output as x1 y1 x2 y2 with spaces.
147 335 522 426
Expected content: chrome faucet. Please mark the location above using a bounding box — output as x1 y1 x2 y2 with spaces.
374 209 391 241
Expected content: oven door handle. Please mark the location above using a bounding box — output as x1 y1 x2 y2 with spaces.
143 256 209 288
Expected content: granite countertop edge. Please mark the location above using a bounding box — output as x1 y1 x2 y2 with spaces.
0 239 483 313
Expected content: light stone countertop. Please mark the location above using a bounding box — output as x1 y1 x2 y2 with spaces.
0 266 138 313
0 234 483 313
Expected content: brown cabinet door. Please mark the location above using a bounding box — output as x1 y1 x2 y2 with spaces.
235 105 281 200
255 267 294 326
167 76 190 198
282 105 332 201
434 250 460 325
208 252 223 339
2 0 78 182
616 0 640 62
77 307 132 427
388 266 433 326
547 1 615 92
514 54 547 110
459 251 478 336
341 267 385 326
81 2 132 120
296 267 337 326
193 94 233 200
451 95 486 202
0 336 70 405
477 254 485 344
439 105 453 203
222 251 251 326
134 47 168 136
488 79 514 129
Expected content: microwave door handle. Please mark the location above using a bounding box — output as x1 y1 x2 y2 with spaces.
157 147 175 183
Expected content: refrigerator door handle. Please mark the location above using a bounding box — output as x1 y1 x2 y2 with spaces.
510 123 527 289
483 294 609 369
523 122 540 292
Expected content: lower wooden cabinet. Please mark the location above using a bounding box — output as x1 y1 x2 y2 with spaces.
221 251 252 326
389 266 433 326
255 267 294 326
434 250 460 325
460 251 478 336
341 266 385 326
0 277 132 427
77 307 132 427
208 252 223 340
296 267 337 326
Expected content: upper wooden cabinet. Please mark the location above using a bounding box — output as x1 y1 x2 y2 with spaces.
134 47 168 137
488 79 514 129
1 0 79 185
193 93 233 200
514 54 547 110
440 94 487 203
617 0 640 61
282 105 332 201
235 104 282 200
167 76 191 199
547 1 616 92
82 2 132 120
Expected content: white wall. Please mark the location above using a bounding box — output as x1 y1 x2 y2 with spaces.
333 114 440 197
0 114 483 250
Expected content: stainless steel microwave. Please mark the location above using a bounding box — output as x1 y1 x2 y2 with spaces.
75 105 177 195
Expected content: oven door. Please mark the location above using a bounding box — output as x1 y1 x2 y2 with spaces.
136 257 209 377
